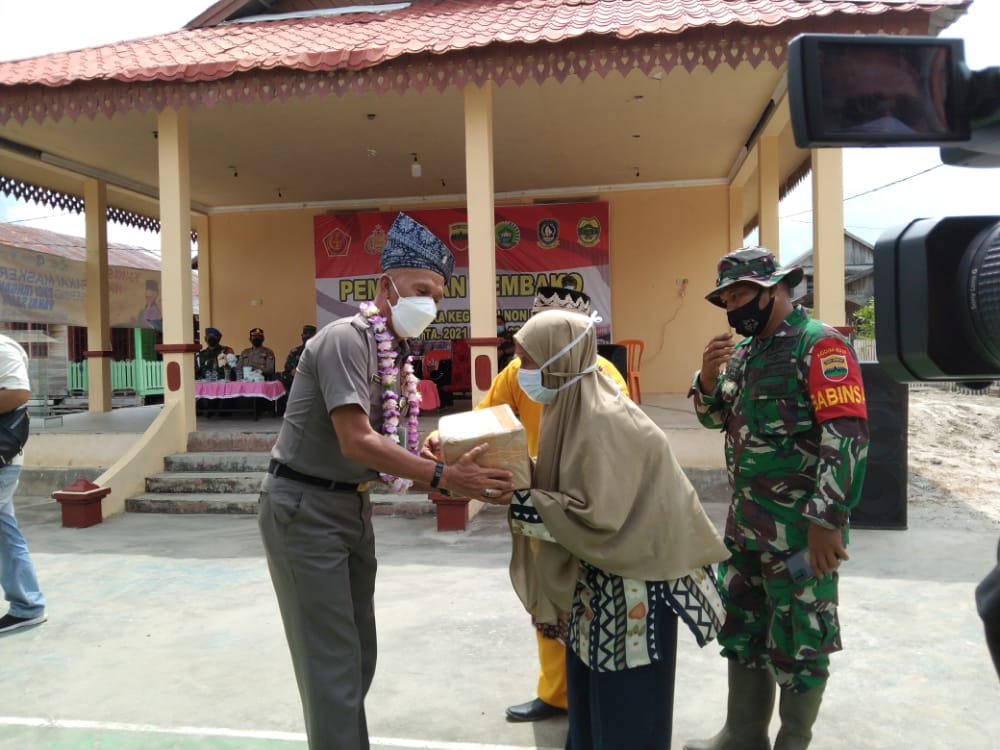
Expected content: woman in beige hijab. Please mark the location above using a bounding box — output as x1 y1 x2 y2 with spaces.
505 309 729 750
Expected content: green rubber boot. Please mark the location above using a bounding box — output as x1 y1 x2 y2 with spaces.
773 684 826 750
683 660 776 750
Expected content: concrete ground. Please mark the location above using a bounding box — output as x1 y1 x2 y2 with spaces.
2 489 998 749
6 394 1000 748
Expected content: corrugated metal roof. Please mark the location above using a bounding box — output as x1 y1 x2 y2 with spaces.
0 222 163 272
0 0 970 88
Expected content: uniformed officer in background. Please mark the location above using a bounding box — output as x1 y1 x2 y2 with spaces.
239 327 276 380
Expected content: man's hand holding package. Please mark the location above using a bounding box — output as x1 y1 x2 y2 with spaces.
440 443 514 501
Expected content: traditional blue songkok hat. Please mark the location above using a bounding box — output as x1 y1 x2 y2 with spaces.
379 212 454 283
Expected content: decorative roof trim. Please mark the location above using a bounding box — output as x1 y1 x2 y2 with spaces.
0 174 198 242
0 15 907 126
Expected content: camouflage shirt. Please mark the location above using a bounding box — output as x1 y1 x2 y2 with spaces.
691 306 869 552
283 344 305 381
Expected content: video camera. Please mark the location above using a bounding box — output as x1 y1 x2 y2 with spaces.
787 34 1000 385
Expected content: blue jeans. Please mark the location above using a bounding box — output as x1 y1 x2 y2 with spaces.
0 464 45 618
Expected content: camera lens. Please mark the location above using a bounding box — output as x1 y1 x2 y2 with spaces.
958 221 1000 368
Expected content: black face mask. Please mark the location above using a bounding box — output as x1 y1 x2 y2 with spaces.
206 335 220 347
251 337 264 347
727 287 775 337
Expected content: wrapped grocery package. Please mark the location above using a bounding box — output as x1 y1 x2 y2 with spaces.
439 404 532 487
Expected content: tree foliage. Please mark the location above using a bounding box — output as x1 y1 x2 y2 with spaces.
852 297 875 339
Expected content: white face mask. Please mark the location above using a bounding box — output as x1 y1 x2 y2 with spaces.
516 319 597 404
387 276 438 338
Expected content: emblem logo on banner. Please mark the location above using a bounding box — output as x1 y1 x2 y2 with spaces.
495 221 521 250
537 219 559 249
449 223 469 252
322 228 352 257
364 225 388 255
577 217 601 248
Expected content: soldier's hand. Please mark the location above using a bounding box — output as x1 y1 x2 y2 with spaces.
807 523 849 577
699 332 735 393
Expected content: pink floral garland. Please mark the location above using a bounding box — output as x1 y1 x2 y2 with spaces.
360 302 421 493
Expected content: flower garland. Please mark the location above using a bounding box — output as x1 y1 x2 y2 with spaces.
360 301 421 493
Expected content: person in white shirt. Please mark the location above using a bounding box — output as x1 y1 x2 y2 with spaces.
0 332 46 634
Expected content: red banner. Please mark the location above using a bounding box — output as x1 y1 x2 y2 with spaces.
313 202 611 342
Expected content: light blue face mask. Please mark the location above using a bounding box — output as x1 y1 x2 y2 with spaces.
517 367 557 403
516 319 597 404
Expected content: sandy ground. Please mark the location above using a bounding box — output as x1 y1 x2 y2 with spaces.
906 387 1000 532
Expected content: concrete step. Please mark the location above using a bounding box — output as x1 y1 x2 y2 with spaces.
165 451 271 473
146 471 264 494
126 493 260 514
126 491 436 516
15 466 103 498
187 430 278 453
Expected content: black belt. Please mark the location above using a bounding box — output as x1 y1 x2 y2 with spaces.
267 460 369 493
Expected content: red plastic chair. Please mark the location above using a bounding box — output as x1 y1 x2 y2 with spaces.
616 339 645 404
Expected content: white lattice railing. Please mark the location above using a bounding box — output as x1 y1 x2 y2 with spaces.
854 338 877 362
67 359 164 396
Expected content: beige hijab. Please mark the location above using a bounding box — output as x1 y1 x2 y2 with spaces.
510 310 728 625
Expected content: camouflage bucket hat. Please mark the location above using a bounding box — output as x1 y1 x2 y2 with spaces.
705 246 804 308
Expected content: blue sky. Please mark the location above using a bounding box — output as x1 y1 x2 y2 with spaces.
1 0 998 257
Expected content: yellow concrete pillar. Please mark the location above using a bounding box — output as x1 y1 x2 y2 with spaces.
192 214 210 336
728 184 744 251
156 107 198 436
83 179 113 412
811 148 846 326
463 81 497 405
757 136 780 252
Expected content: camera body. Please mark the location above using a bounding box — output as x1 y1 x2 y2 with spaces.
787 34 1000 383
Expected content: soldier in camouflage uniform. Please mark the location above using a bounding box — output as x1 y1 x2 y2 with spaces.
280 324 317 391
685 247 869 750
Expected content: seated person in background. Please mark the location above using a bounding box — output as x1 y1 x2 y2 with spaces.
195 327 234 380
280 324 317 390
239 327 276 380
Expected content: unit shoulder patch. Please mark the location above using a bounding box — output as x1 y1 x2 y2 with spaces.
807 337 867 422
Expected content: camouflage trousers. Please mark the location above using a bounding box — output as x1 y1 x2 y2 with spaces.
716 542 842 693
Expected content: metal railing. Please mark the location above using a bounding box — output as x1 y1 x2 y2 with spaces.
852 339 997 396
67 360 164 397
854 338 877 362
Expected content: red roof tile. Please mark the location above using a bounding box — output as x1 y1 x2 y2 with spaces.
0 0 969 88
